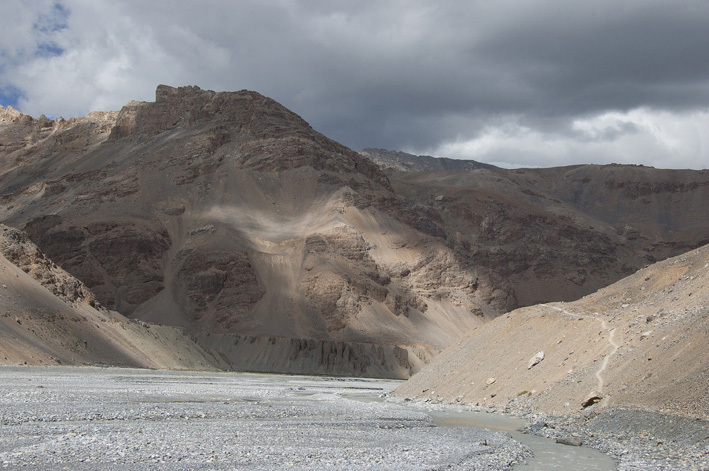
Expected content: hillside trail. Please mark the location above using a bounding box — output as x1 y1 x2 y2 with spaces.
595 319 619 392
542 304 619 394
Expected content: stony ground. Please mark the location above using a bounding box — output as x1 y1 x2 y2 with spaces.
0 366 530 470
523 409 709 471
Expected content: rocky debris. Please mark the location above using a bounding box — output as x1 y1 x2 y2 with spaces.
0 224 101 309
525 409 709 470
581 392 603 409
555 436 583 446
527 351 544 369
0 367 532 471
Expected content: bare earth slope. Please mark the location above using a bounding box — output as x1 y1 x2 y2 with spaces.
394 243 709 419
0 224 223 370
1 86 708 378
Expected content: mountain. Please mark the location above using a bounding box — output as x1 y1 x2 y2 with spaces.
360 148 497 173
393 243 709 419
387 165 709 309
1 85 708 378
0 224 223 369
0 86 485 377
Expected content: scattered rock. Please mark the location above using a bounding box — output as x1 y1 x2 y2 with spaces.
582 392 603 408
528 351 545 369
556 436 583 446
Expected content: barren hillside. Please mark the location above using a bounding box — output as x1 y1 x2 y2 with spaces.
0 224 223 370
389 165 709 308
394 244 709 419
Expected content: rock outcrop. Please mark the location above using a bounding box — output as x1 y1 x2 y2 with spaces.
360 148 497 173
0 224 224 369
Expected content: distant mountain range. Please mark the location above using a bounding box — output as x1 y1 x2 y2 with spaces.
360 148 497 172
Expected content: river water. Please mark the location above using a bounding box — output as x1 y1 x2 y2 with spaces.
336 378 616 470
428 409 616 470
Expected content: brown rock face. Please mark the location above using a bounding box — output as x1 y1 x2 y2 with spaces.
1 87 708 378
23 216 170 314
0 224 100 309
0 223 224 370
175 250 265 329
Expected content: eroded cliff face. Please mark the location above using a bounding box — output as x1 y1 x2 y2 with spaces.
1 86 708 377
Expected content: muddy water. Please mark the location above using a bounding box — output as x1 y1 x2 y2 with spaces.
345 388 616 470
428 409 617 471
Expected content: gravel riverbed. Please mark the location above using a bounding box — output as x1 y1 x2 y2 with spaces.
523 409 709 471
0 366 530 470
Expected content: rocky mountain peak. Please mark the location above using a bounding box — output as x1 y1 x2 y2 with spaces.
2 85 708 380
0 105 27 123
106 85 387 182
110 84 305 139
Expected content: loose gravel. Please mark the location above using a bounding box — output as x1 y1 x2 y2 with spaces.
0 366 530 470
524 409 709 470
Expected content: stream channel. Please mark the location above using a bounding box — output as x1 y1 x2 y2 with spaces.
345 385 616 470
428 409 616 470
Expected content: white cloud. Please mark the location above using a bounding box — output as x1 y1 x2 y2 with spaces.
430 109 709 169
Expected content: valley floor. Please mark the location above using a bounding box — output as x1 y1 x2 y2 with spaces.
0 367 528 470
1 366 704 470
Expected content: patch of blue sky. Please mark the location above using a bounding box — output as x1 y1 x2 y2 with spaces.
33 2 69 34
36 42 64 57
0 85 23 109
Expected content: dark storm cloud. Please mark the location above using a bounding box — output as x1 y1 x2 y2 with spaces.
1 0 708 168
474 3 709 112
262 0 709 157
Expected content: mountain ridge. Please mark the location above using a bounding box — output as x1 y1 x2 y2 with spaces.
360 148 498 173
1 85 708 377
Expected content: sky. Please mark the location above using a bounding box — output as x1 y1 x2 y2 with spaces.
1 0 708 169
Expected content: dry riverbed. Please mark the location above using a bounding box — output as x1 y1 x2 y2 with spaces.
4 366 703 470
0 366 530 470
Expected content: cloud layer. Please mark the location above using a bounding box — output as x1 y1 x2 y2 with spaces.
1 0 707 169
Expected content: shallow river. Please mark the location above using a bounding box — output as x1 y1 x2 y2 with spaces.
428 410 616 471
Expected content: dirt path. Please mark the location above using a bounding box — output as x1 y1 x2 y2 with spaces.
543 304 619 395
594 320 619 393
